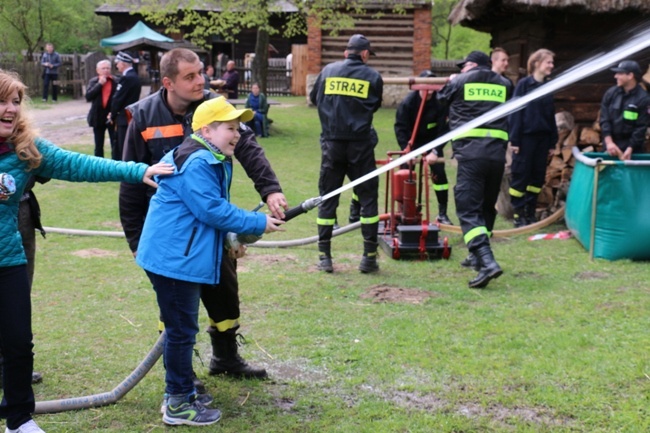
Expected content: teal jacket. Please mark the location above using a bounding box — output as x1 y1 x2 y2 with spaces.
0 137 148 268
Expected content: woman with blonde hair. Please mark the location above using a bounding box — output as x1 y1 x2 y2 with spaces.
507 48 558 227
0 70 172 433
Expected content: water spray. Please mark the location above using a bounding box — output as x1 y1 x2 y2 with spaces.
283 24 650 220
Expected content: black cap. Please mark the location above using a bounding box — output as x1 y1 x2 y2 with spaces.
457 50 491 69
419 70 436 78
611 60 642 77
346 34 376 56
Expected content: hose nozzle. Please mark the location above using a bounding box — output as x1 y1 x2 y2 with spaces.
283 196 322 222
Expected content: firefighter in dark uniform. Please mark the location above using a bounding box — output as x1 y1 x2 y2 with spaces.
310 34 383 274
600 60 650 161
110 51 141 161
394 70 453 225
120 48 287 383
437 51 513 288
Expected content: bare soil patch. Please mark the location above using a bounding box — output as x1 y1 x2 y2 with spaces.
360 284 440 304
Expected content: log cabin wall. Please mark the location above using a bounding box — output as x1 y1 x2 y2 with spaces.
308 4 432 77
306 3 432 107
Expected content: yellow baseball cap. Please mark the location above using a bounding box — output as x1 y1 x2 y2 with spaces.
192 96 254 131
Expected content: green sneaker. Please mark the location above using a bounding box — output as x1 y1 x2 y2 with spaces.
163 393 221 426
160 391 214 414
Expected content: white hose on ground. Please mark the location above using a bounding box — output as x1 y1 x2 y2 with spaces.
44 206 565 247
34 332 164 414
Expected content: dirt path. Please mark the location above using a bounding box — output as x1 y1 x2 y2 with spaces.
32 99 94 146
33 86 152 147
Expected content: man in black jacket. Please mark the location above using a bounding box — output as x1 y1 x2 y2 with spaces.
86 60 116 158
437 51 512 289
110 51 141 160
310 34 383 274
120 48 288 386
600 60 650 160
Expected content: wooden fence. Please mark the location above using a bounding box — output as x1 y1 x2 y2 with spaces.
0 53 89 99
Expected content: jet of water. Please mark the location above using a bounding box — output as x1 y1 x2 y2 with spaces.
321 22 650 202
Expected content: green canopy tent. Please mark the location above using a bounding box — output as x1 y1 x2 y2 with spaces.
99 21 205 92
100 20 173 47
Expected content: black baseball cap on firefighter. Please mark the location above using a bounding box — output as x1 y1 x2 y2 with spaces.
611 60 642 78
419 70 436 78
346 34 376 56
457 51 491 69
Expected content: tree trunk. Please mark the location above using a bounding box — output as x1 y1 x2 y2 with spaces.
252 27 270 94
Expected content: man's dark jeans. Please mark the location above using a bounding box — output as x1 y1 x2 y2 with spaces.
42 73 59 102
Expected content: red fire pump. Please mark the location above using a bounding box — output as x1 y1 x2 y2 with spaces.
377 81 451 261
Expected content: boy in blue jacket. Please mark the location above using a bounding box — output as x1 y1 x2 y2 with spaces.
136 97 284 426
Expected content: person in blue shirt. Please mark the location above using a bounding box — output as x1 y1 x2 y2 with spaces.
135 97 284 427
245 83 269 137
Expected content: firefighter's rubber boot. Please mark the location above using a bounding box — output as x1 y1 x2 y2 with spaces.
460 252 480 271
318 255 333 273
317 240 333 272
349 198 361 224
32 371 43 384
525 202 538 225
513 208 527 228
207 327 267 379
359 255 379 273
436 203 453 225
468 246 503 289
359 241 379 273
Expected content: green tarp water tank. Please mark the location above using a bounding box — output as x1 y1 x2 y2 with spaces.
565 150 650 260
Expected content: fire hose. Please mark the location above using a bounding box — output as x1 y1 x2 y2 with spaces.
34 23 650 413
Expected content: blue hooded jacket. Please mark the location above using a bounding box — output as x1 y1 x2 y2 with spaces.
136 135 267 285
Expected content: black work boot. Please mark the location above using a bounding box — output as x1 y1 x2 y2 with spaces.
192 371 207 394
525 202 538 225
32 371 43 384
359 240 379 273
513 208 527 228
468 246 503 289
436 203 453 225
359 255 379 273
318 255 334 273
349 198 361 224
317 240 333 272
460 252 480 271
207 327 267 379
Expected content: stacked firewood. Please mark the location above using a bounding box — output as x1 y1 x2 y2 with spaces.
536 110 600 220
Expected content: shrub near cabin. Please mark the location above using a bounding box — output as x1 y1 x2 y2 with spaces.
324 77 370 98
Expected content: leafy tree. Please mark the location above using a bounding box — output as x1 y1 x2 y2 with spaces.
132 0 414 93
431 0 490 60
0 0 110 60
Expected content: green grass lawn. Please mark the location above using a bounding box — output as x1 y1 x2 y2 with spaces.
27 96 650 432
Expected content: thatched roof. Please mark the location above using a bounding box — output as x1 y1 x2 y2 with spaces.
449 0 650 26
96 1 300 14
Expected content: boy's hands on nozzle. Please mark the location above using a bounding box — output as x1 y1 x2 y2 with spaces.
264 215 285 234
142 162 174 188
